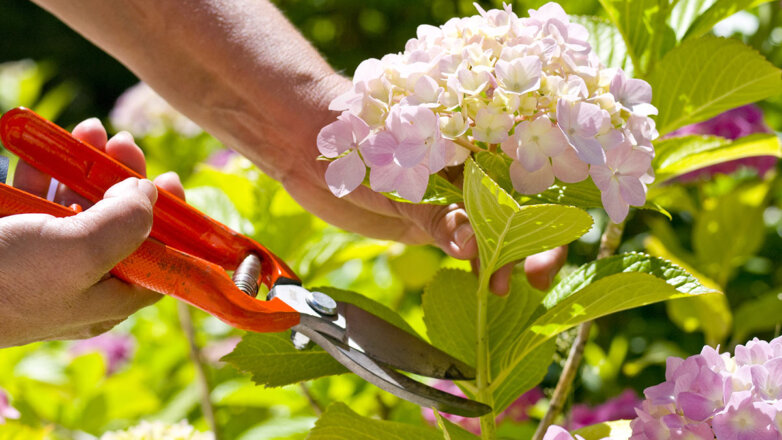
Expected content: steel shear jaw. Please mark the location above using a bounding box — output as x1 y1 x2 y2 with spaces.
269 284 492 417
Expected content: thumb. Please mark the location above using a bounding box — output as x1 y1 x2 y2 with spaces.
46 178 157 281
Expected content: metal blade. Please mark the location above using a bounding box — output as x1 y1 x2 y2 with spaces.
293 323 491 418
338 302 475 380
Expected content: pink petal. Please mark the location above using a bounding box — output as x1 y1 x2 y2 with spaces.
600 179 629 223
552 148 589 183
325 151 366 198
361 131 396 167
567 134 606 165
395 165 430 202
369 163 399 193
317 117 354 157
518 142 549 172
428 138 454 173
618 175 647 206
395 138 428 168
509 160 554 194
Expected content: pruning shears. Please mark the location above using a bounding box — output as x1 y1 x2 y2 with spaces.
0 107 491 417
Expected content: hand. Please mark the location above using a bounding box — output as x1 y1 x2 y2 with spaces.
0 118 185 348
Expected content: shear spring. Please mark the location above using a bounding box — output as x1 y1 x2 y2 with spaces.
232 254 261 297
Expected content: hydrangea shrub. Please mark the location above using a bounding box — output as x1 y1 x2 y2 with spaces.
317 2 658 223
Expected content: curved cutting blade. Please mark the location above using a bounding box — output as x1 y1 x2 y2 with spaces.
293 322 491 418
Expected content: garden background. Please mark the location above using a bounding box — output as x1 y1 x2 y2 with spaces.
0 0 781 439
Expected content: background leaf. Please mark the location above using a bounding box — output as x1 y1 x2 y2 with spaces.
683 0 774 40
648 36 782 135
434 411 480 440
571 15 633 75
732 289 782 344
307 402 443 440
651 134 782 183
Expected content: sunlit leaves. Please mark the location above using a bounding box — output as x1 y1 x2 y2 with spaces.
463 158 593 275
648 36 782 135
651 134 782 183
682 0 773 40
492 253 715 413
732 290 782 344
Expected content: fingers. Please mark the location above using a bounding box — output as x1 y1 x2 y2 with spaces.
394 203 478 259
489 262 515 296
153 171 186 200
105 131 146 177
524 246 568 291
12 159 51 197
42 177 157 283
71 117 109 150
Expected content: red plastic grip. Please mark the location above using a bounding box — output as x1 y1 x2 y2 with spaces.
0 179 300 332
0 108 299 288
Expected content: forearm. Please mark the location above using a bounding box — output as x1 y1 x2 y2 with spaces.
31 0 346 181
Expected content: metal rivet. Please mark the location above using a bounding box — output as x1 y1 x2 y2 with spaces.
306 291 337 316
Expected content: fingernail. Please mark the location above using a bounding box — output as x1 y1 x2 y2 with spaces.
454 222 475 250
74 117 101 131
113 131 134 144
138 179 158 204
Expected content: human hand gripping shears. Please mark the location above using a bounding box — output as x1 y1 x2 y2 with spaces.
0 107 491 417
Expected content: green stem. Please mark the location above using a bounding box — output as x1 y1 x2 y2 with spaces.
476 271 496 440
532 221 625 440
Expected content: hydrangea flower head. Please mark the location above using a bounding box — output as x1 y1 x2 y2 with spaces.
629 335 782 440
100 421 214 440
317 2 657 222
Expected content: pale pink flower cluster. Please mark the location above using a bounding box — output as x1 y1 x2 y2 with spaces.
317 2 657 222
0 387 20 424
630 335 782 440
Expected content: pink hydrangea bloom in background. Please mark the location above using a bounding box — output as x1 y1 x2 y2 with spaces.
317 2 658 222
421 382 542 434
567 389 642 430
542 425 587 440
0 387 20 424
70 332 134 374
110 82 202 138
668 104 778 181
629 335 782 439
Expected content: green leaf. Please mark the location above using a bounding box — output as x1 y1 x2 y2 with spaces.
571 16 633 75
648 36 782 135
474 152 513 194
423 269 555 412
693 180 769 285
434 410 480 440
733 290 782 344
652 134 782 183
493 253 715 406
463 158 593 275
222 332 347 388
307 402 443 440
384 174 463 205
598 0 675 74
423 269 545 369
574 419 632 440
491 341 556 413
223 287 418 387
683 0 773 40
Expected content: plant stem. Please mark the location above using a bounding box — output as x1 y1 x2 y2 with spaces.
299 383 323 415
532 220 625 440
455 136 484 153
476 272 497 440
177 302 221 440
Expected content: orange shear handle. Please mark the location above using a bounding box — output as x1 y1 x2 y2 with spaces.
0 107 298 288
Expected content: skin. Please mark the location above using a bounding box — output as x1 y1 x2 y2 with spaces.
0 120 185 347
1 0 567 347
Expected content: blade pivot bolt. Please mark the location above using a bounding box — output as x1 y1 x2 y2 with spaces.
306 291 337 316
